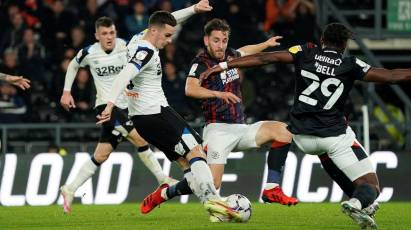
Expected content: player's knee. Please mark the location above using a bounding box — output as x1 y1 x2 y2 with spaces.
93 153 109 163
273 122 292 142
354 173 380 195
127 129 148 147
185 145 206 161
176 157 190 170
262 121 292 143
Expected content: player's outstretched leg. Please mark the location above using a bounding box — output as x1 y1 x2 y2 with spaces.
256 121 298 205
59 143 112 213
262 141 298 205
60 154 102 213
319 154 380 219
141 168 193 214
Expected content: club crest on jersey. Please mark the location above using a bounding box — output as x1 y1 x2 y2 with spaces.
136 50 148 60
220 68 240 84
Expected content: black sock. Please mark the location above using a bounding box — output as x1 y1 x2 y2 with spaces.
138 145 149 152
352 183 378 208
266 142 290 184
91 156 101 166
166 169 193 199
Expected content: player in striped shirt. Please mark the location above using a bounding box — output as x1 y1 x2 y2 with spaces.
186 19 298 206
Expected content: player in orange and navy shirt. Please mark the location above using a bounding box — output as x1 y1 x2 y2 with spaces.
185 18 298 206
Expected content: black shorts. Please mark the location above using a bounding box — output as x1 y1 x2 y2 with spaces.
95 104 134 148
131 106 202 161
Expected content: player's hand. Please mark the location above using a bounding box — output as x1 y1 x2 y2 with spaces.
199 65 223 82
6 75 31 90
265 36 283 47
60 91 76 111
215 91 241 104
96 103 114 125
194 0 213 13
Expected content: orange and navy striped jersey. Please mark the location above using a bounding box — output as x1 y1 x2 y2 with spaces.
187 48 244 124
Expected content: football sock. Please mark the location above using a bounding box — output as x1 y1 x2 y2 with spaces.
189 157 219 202
265 141 290 189
67 156 99 192
164 169 193 200
351 183 378 209
137 145 166 184
184 168 205 199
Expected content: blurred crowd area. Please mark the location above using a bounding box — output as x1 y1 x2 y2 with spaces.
0 0 323 124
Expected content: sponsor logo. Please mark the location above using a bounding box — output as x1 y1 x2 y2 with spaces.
95 65 124 76
289 45 302 54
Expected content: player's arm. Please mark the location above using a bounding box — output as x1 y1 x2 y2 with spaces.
185 61 240 104
363 68 411 83
199 51 294 81
61 48 91 111
97 48 154 124
0 72 30 90
60 58 81 111
172 0 212 24
237 36 282 56
185 77 241 104
96 64 138 124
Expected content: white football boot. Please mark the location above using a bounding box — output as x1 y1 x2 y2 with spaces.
363 201 380 218
60 185 74 214
341 200 377 229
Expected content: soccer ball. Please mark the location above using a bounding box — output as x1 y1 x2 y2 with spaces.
210 194 252 223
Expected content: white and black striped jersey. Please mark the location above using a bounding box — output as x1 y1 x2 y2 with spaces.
288 43 371 137
73 38 129 109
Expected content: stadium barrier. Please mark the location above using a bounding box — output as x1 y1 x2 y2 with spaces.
0 149 410 206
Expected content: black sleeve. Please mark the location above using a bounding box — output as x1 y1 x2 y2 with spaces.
129 46 154 71
350 57 371 81
288 42 317 63
75 45 91 66
187 59 209 79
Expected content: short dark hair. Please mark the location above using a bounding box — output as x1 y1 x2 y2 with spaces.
149 11 177 27
322 23 353 51
204 19 230 36
95 16 114 30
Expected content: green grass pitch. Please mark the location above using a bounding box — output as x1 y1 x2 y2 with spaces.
1 202 410 229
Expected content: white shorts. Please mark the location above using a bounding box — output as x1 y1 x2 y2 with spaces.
293 126 375 181
203 122 264 164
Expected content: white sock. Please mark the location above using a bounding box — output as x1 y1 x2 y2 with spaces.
67 159 98 192
190 159 220 202
138 148 166 184
265 183 279 190
184 170 203 199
